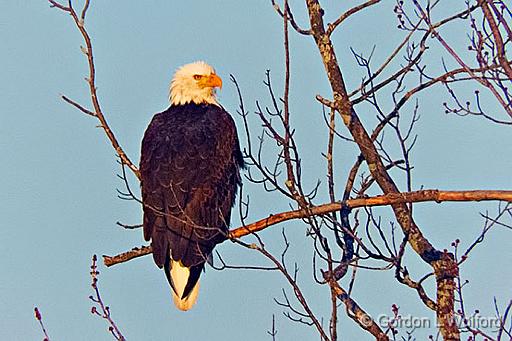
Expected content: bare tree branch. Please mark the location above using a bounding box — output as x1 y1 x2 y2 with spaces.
103 189 512 267
330 280 389 340
49 0 140 178
480 0 512 79
326 0 382 37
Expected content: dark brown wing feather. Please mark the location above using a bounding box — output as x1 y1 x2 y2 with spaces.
140 103 243 273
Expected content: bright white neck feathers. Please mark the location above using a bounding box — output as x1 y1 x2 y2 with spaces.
169 61 222 106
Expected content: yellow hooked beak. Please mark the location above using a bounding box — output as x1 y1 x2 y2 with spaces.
199 73 223 90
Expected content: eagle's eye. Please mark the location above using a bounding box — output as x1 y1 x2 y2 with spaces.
193 75 202 80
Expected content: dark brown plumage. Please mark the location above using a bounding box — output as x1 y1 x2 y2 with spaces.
140 102 243 310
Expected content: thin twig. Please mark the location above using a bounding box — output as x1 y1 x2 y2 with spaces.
34 307 51 341
89 255 126 341
326 0 382 36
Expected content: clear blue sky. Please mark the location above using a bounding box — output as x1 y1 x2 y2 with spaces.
1 1 510 340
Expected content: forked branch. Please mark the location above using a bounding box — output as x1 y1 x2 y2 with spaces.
48 0 140 178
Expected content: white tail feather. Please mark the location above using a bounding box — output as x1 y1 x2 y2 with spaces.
170 260 200 311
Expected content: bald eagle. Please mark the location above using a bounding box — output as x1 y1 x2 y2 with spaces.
140 61 244 311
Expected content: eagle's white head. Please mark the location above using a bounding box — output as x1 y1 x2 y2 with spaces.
169 61 222 106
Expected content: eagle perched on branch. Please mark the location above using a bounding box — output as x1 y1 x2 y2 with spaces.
140 61 244 311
